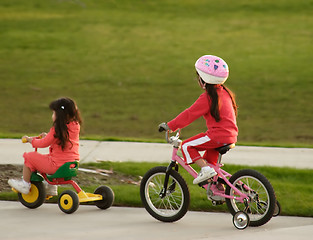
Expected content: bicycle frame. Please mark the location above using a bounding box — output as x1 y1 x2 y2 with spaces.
141 129 278 228
166 131 249 204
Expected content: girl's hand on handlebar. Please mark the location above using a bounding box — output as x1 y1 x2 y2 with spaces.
158 122 171 132
22 135 32 143
22 133 44 143
39 132 47 138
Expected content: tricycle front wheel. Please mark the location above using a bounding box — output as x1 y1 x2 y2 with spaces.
18 181 46 209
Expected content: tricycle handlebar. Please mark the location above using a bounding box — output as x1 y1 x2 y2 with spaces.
22 135 42 143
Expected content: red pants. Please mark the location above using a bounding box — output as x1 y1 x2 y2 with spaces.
181 133 227 165
23 151 59 174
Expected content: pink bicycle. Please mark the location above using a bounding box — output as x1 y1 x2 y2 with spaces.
140 130 280 229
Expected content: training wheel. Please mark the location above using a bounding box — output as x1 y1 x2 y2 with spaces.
273 200 281 217
233 211 250 230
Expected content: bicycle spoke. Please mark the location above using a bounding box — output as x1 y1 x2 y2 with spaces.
230 175 271 221
147 175 183 214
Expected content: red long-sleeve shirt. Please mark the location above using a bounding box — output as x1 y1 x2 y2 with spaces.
168 86 238 144
31 121 80 167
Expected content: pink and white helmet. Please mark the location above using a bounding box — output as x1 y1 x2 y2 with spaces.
195 55 229 84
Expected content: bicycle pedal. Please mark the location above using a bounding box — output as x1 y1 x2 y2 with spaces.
198 178 212 187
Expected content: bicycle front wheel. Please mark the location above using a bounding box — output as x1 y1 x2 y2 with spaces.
225 169 276 227
140 166 190 222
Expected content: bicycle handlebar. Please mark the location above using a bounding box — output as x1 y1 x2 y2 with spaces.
165 129 182 148
165 130 170 143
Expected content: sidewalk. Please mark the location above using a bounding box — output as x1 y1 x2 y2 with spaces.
0 139 312 169
1 201 312 240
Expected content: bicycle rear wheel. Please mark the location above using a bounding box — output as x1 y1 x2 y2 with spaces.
225 169 276 227
140 166 190 222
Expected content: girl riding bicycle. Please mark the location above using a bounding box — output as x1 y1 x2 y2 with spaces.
8 97 82 195
160 55 238 184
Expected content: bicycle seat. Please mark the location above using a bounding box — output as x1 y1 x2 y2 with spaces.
215 143 235 155
46 161 79 181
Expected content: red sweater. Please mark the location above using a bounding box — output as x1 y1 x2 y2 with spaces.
31 121 80 167
168 86 238 144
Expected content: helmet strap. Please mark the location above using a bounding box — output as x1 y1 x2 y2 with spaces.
197 77 206 89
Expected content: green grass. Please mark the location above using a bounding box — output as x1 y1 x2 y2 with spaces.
0 0 312 146
2 161 312 217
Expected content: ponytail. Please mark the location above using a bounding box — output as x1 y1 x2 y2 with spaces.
205 84 220 122
205 84 238 122
222 85 238 117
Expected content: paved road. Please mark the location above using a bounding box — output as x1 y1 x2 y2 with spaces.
1 201 312 240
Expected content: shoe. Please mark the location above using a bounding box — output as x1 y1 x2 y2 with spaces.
193 167 217 184
8 179 31 194
43 181 58 196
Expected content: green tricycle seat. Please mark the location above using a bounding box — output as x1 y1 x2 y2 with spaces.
46 161 79 182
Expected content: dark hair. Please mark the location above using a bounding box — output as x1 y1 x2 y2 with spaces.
49 97 82 150
199 78 238 122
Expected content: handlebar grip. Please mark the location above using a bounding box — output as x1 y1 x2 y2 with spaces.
158 122 169 132
159 126 165 132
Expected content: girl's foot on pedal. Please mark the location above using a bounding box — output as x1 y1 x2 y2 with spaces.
8 179 31 194
193 166 217 184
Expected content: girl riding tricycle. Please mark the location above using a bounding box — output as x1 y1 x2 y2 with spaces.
8 97 114 213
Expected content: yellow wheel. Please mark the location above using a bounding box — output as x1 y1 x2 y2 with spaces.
58 190 79 214
18 181 46 209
